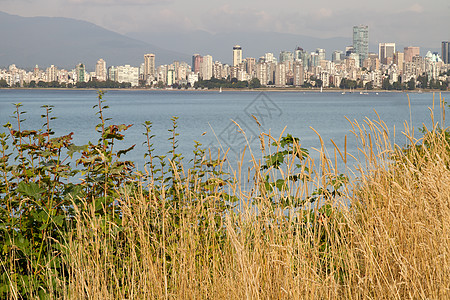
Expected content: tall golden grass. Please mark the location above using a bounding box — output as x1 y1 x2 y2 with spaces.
4 96 450 299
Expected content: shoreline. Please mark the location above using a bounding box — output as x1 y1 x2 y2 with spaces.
0 87 448 93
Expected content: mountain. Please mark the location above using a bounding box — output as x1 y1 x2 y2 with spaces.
0 11 189 69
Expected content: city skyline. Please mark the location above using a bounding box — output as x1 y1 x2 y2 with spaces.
0 1 449 48
2 34 449 91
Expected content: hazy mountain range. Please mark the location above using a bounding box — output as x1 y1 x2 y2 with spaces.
0 11 440 70
0 11 188 69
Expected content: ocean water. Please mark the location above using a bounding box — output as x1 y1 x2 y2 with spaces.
0 89 447 171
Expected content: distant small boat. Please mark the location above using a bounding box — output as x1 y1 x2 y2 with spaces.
320 86 323 93
219 87 222 93
341 91 346 95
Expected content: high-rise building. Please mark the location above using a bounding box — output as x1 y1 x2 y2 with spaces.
345 46 355 57
316 48 326 62
442 41 450 64
76 63 85 83
245 57 256 76
117 65 139 87
404 47 420 62
393 52 404 73
379 43 396 65
293 62 304 86
279 51 294 63
332 51 344 63
275 63 286 87
108 66 117 81
353 25 369 65
192 54 203 73
200 55 213 80
46 65 57 82
233 45 242 67
264 52 276 63
144 54 155 81
95 59 107 81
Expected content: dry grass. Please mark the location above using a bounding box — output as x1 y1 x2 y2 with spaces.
60 105 450 299
4 97 449 299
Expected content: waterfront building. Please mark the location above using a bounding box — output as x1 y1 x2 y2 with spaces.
379 43 396 65
442 41 450 64
76 63 85 83
95 59 107 81
256 62 269 85
46 65 57 82
245 57 256 77
230 66 239 79
108 66 117 81
200 55 213 80
117 65 139 87
192 54 203 74
275 63 286 87
393 52 404 74
167 69 175 86
293 61 304 86
213 61 223 79
353 25 369 65
233 45 242 67
404 47 420 63
144 54 156 82
187 73 198 86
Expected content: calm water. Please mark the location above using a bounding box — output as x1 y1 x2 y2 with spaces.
0 89 447 170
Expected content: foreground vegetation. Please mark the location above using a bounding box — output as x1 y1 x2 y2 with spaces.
0 92 449 299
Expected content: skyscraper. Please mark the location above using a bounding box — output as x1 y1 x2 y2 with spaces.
200 55 213 80
76 63 85 83
353 25 369 65
332 51 344 62
192 54 203 73
442 41 450 64
316 48 326 62
95 58 107 81
379 43 396 65
144 54 155 81
233 45 242 67
404 47 420 62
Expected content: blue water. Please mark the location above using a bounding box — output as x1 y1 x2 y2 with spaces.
0 89 447 171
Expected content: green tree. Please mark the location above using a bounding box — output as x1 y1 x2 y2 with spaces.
407 78 416 90
249 78 261 89
0 79 9 87
417 74 428 89
382 78 392 90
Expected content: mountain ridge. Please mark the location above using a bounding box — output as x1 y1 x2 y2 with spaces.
0 11 189 69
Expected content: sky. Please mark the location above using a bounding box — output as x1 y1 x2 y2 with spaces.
1 0 449 47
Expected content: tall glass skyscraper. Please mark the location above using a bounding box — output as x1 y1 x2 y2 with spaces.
442 41 450 64
353 25 369 66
